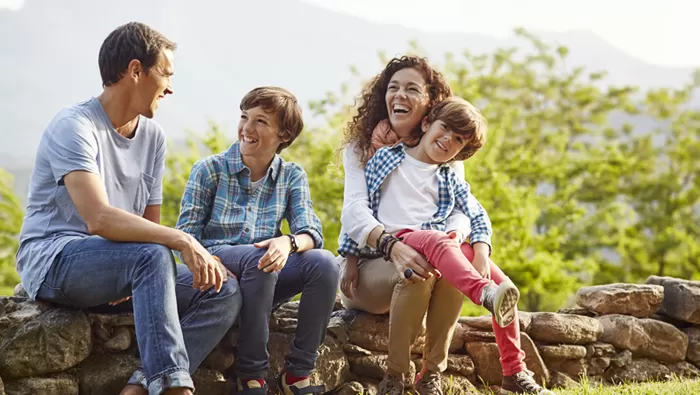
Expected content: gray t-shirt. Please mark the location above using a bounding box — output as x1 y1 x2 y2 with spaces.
16 97 166 299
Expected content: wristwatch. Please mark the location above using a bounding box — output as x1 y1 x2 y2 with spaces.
285 234 299 254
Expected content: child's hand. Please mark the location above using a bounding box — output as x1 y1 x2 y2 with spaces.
341 256 360 299
471 252 492 279
447 230 464 245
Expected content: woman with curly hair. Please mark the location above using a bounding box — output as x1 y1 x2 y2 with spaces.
337 56 552 395
337 56 466 395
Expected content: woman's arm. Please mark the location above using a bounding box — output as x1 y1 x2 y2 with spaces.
340 144 383 247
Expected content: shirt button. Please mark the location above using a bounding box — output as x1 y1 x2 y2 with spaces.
247 207 252 211
244 227 250 232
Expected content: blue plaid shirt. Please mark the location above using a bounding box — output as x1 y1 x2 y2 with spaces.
176 141 324 251
337 143 492 257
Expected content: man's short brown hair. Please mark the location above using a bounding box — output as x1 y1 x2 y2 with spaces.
240 87 304 153
98 22 176 87
426 96 487 162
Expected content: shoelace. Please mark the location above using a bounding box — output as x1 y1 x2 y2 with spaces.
418 373 442 395
514 370 540 393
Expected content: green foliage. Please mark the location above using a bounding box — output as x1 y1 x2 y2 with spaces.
0 170 22 292
3 29 698 309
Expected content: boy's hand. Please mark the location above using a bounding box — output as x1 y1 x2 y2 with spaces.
341 256 360 299
254 236 292 272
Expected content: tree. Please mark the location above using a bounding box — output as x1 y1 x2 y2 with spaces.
0 170 22 292
157 29 699 312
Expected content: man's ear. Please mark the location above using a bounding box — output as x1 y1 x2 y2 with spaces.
127 59 143 80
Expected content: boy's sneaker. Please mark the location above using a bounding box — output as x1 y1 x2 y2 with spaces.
502 370 556 394
377 374 404 395
235 377 268 395
481 280 520 328
415 370 443 395
277 372 325 395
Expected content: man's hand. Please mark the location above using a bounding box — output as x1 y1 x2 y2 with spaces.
178 233 226 292
254 236 292 273
108 296 131 306
212 255 236 280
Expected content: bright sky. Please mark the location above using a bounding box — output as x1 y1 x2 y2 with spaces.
2 0 698 67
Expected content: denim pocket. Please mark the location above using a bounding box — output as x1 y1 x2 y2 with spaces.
133 172 155 216
37 282 78 307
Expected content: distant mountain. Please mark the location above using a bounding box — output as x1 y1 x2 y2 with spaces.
0 0 696 200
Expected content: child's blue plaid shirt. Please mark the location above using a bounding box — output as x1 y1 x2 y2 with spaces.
176 141 324 251
337 143 492 257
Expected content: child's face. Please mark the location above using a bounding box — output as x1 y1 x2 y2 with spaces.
238 106 285 161
418 119 468 164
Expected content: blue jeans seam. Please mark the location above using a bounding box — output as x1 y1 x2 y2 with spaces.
146 367 193 387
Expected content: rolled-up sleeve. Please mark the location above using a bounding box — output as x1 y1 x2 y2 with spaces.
285 165 324 249
445 160 472 238
340 144 382 248
453 176 493 251
176 160 216 242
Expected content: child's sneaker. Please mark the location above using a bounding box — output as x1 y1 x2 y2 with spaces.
502 370 555 394
481 280 520 328
277 372 325 395
235 377 268 394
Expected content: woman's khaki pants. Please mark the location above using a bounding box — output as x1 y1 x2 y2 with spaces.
339 256 463 374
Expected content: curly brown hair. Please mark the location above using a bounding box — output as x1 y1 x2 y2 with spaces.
343 55 452 165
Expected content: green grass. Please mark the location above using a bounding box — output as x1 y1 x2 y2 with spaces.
469 376 700 395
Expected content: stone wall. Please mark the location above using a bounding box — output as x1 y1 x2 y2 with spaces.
1 276 699 395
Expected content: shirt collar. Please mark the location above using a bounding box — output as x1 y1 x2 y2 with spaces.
226 141 282 182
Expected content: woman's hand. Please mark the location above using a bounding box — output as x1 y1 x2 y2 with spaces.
389 241 435 283
340 256 360 299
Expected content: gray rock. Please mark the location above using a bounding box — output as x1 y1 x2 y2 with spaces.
0 308 92 378
76 353 140 395
598 314 688 362
103 326 132 352
528 313 603 345
646 276 700 324
683 327 700 366
576 284 664 318
12 284 27 299
4 375 78 395
192 368 232 395
604 358 671 383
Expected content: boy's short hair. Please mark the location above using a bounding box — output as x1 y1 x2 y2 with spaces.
426 96 487 162
240 86 304 153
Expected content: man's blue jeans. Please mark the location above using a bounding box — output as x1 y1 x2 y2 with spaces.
211 245 339 380
36 236 241 395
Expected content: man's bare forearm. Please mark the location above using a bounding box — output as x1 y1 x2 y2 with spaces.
91 205 190 251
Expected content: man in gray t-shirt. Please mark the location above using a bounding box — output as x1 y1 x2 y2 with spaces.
16 22 240 395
